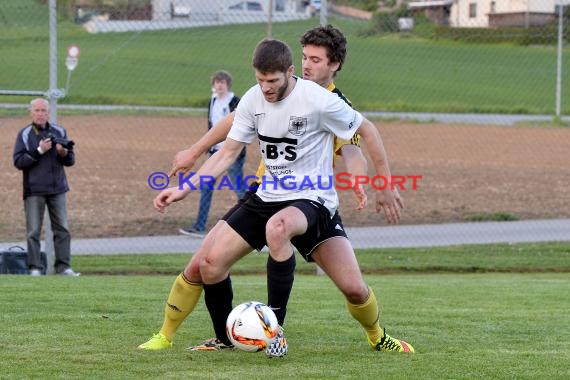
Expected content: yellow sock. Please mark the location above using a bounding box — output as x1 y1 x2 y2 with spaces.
159 273 203 342
346 287 384 344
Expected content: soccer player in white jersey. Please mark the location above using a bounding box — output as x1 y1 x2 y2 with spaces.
139 25 374 355
153 38 414 355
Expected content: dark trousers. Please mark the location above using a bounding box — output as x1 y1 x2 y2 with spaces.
24 193 71 273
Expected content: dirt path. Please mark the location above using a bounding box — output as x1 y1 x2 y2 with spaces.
2 115 569 241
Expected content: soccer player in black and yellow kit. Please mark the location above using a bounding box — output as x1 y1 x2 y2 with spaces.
139 26 414 356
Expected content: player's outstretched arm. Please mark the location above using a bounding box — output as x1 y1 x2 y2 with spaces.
339 144 368 210
190 138 245 188
357 119 404 223
168 111 236 176
157 137 246 213
154 187 189 213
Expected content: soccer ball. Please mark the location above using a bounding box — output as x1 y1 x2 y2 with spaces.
226 301 279 352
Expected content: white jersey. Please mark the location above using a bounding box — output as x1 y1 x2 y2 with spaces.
228 77 363 217
209 91 235 151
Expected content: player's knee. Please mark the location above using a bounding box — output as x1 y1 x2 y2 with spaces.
266 217 289 246
183 260 202 282
199 255 217 281
343 283 369 304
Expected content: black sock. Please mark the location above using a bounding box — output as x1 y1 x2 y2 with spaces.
267 254 296 326
204 276 233 346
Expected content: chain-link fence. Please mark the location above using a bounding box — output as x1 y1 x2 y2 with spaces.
1 0 569 254
2 0 568 112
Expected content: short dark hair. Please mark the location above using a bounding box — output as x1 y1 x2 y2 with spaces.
252 39 293 74
300 24 347 73
211 70 233 89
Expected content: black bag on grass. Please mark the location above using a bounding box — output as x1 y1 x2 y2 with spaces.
0 246 47 275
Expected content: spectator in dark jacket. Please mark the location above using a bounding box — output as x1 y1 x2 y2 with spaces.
13 98 79 276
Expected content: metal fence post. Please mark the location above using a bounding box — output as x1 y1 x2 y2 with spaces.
43 0 59 275
320 0 327 26
555 1 564 118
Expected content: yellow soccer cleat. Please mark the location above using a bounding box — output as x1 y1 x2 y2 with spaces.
137 333 172 350
369 329 415 353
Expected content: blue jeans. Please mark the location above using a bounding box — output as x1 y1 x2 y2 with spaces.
193 150 246 231
24 193 71 273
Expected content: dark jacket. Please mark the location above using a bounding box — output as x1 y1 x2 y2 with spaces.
13 122 75 199
207 95 240 130
207 95 245 157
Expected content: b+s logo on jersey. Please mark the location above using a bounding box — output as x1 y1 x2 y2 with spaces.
258 134 298 162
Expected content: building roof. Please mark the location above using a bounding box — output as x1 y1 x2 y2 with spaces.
408 0 454 9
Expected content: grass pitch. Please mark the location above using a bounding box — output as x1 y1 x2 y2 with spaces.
2 0 569 114
1 243 569 379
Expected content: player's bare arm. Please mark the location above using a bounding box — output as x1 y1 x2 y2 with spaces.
156 137 246 213
356 119 404 223
339 144 368 210
168 111 236 176
153 187 190 213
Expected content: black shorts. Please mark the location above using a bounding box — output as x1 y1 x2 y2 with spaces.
221 186 259 221
304 210 348 262
224 193 333 259
222 183 348 261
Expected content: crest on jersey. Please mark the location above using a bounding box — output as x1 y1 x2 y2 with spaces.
288 116 307 136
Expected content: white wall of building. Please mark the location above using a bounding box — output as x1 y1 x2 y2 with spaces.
449 0 568 28
152 0 300 21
